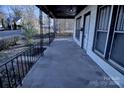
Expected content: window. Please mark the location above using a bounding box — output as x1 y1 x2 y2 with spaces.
75 17 81 40
109 6 124 68
94 6 111 55
93 5 124 74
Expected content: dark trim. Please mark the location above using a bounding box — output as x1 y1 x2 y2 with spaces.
104 5 118 59
92 5 99 52
109 59 124 75
36 5 55 18
75 16 81 40
94 48 124 75
77 16 82 19
81 11 91 49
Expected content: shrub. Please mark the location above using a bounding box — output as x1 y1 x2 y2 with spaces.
0 36 19 51
22 22 38 45
13 36 19 45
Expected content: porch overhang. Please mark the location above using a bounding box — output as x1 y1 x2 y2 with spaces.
37 5 86 18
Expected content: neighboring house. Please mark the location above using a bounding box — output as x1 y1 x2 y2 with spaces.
0 12 6 31
7 16 13 30
0 24 4 31
73 5 124 87
15 17 22 26
7 16 22 30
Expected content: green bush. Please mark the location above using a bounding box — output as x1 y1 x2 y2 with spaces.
22 22 38 45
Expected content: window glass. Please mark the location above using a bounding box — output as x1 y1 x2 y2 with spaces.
94 6 111 55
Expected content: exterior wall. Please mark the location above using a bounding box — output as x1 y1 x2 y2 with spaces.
73 5 124 87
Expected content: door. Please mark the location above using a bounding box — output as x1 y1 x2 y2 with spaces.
75 17 81 40
82 12 91 51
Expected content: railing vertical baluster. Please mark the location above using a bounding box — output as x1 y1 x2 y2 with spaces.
26 51 29 71
27 50 30 70
48 16 50 45
33 46 35 62
29 48 32 67
38 41 42 53
31 46 34 63
20 54 25 77
36 44 38 58
24 52 28 73
5 64 11 87
37 44 38 60
38 43 40 55
16 57 22 86
30 46 32 66
11 61 17 87
33 45 35 62
34 45 36 60
31 46 33 63
35 45 37 62
25 51 28 70
39 43 41 56
35 45 37 61
0 75 3 88
38 45 39 56
27 50 30 68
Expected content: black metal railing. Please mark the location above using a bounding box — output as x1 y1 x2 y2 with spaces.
42 27 56 46
49 29 56 45
0 42 45 88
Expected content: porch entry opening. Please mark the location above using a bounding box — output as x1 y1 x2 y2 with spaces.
81 12 91 51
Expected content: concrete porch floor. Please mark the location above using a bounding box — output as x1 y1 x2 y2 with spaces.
21 38 118 88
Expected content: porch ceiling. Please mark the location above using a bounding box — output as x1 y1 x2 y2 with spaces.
37 5 86 18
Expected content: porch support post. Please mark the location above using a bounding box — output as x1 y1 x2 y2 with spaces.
53 18 56 39
48 15 51 45
0 74 3 88
39 8 43 52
